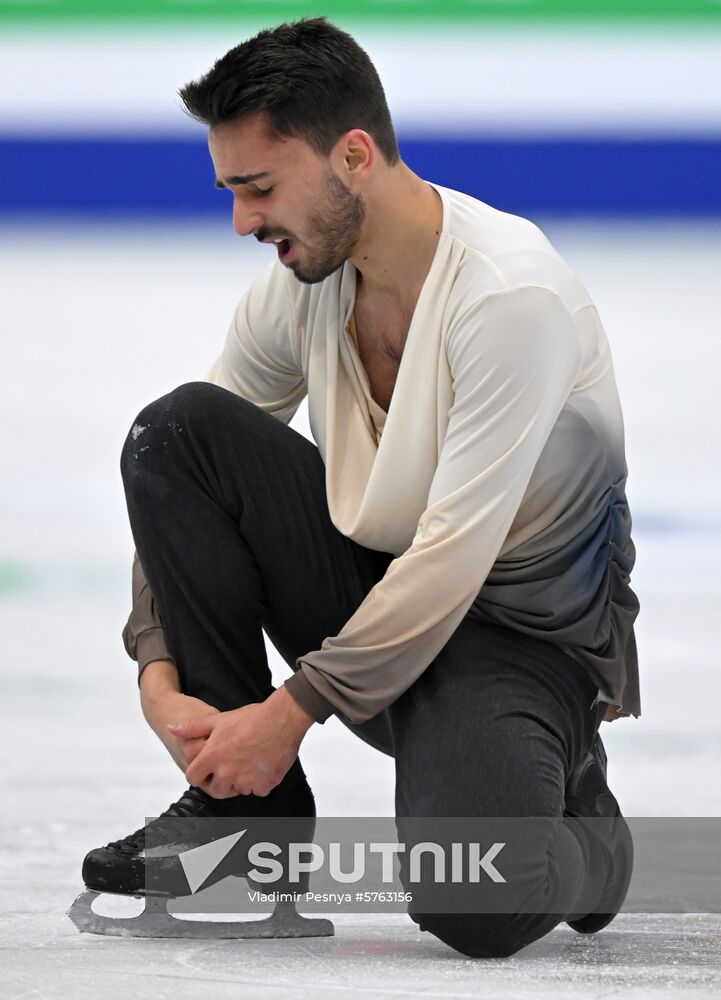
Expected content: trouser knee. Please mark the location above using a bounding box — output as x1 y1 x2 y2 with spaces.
120 381 234 482
123 381 221 446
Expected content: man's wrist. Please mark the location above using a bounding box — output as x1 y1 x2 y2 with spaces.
268 685 316 735
284 670 335 724
139 659 181 706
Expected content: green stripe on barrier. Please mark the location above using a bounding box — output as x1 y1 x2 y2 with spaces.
1 1 720 26
0 561 33 594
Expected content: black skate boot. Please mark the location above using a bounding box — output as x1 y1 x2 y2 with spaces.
81 780 315 896
70 779 333 940
564 734 634 934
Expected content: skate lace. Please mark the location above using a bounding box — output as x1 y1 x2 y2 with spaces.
106 786 211 854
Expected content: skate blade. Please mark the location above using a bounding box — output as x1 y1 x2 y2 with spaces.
67 890 335 939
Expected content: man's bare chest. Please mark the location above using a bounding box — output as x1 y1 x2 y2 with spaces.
352 302 412 413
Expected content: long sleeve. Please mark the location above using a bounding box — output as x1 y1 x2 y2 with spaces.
121 549 174 684
121 259 309 684
284 285 584 725
204 259 307 424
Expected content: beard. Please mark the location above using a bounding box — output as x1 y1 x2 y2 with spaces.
289 170 366 285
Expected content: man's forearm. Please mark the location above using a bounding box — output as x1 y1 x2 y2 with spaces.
139 659 181 714
138 663 222 774
265 685 316 738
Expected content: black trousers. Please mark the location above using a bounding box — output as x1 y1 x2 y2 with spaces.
121 381 608 958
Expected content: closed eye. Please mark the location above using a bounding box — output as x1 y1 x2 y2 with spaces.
256 187 274 198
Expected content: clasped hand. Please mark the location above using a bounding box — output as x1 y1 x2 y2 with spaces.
167 687 314 799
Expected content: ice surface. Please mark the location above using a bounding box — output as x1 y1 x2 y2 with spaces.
1 219 720 998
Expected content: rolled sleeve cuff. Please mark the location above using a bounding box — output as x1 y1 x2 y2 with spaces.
135 629 175 686
284 669 335 724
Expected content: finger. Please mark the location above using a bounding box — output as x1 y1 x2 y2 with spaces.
207 775 235 799
197 776 214 797
186 751 214 788
168 717 216 740
181 738 207 768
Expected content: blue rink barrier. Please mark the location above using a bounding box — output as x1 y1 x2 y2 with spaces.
2 135 720 217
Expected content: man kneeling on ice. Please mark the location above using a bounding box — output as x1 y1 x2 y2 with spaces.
75 16 639 957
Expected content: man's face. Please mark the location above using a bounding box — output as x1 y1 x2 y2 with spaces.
209 114 366 284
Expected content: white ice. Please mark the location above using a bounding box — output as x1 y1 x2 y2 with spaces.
0 218 719 998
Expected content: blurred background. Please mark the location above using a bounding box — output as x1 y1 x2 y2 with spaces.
1 0 720 867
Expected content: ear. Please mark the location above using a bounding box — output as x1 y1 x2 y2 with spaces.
333 128 376 184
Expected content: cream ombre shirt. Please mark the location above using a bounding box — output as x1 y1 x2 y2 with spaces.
123 182 640 727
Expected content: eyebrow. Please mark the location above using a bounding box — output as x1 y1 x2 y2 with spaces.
215 171 271 189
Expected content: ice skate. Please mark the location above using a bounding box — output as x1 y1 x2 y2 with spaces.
68 781 334 939
564 734 634 934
